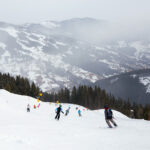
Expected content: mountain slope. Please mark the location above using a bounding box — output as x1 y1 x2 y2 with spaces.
0 89 150 150
94 69 150 104
0 18 150 92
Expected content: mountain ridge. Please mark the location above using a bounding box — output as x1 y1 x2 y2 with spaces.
94 69 150 104
0 18 150 92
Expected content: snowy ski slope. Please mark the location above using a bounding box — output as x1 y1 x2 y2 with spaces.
0 90 150 150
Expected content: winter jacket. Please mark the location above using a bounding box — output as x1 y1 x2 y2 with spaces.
56 107 63 114
104 108 113 119
78 110 81 115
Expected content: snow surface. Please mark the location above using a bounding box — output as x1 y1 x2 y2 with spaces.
40 21 60 29
117 41 127 48
0 90 150 150
131 74 137 79
0 42 6 49
0 27 19 38
130 41 147 60
139 76 150 93
99 59 120 70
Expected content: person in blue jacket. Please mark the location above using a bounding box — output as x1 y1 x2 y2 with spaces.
55 105 64 120
78 109 81 117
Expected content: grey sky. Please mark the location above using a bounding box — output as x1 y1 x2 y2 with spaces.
0 0 149 24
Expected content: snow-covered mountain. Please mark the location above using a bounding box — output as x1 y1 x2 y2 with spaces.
95 69 150 104
0 18 150 92
0 89 150 150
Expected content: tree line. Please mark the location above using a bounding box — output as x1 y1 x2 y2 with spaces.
0 73 150 120
0 73 40 98
43 85 150 120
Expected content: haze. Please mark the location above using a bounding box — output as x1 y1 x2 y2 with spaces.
0 0 149 24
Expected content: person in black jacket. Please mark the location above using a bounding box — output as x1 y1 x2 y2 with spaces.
55 105 64 120
104 105 117 128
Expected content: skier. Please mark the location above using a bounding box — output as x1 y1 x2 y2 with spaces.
78 109 81 117
55 105 64 120
27 104 30 112
65 107 70 116
34 104 36 109
37 103 40 108
104 105 117 128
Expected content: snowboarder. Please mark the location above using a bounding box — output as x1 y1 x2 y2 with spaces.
104 105 117 128
65 107 70 116
27 104 30 112
55 105 64 120
78 109 81 117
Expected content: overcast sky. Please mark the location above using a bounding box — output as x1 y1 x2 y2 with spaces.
0 0 149 24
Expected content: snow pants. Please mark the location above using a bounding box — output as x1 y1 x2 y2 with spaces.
27 108 30 112
55 113 60 120
105 119 117 128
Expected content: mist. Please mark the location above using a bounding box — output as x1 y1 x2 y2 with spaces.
61 18 150 45
0 0 149 45
0 0 150 24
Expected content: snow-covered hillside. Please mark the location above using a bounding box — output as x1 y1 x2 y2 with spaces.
0 89 150 150
139 76 150 93
0 18 150 92
95 69 150 104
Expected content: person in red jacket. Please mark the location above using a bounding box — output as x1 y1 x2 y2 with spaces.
34 105 36 109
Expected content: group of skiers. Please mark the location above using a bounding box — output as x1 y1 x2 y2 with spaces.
26 103 41 112
27 103 117 128
54 104 117 128
55 105 82 120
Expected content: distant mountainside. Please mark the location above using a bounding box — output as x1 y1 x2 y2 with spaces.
0 18 150 92
94 69 150 105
